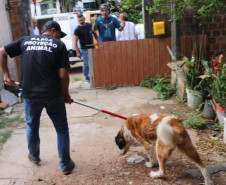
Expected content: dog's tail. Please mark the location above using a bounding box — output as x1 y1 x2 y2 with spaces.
157 121 174 145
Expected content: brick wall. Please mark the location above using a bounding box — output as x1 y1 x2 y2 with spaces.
7 0 22 80
199 11 226 61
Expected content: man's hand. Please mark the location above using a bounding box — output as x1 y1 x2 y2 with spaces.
118 21 125 32
4 76 16 86
63 93 72 104
76 50 81 58
121 21 125 28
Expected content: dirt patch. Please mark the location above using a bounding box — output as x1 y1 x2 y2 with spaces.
0 67 225 185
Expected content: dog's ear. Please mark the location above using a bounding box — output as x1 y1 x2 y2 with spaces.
115 132 126 149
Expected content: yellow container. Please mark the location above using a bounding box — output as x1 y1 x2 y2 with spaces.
153 21 165 35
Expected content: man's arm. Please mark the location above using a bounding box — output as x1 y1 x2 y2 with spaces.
74 35 81 58
92 15 98 32
0 47 16 86
59 68 71 104
92 31 98 42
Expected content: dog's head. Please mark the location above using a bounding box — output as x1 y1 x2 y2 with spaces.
115 127 131 155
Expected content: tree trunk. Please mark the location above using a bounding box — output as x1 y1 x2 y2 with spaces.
59 0 67 13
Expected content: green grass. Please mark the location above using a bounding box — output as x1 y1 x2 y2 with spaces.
78 99 87 102
0 109 4 116
72 77 85 82
0 130 13 147
0 116 25 129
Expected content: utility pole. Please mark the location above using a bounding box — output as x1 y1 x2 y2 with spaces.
18 0 32 36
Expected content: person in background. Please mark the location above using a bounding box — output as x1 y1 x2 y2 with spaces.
92 3 125 42
117 13 138 41
74 14 97 83
32 17 40 35
0 21 74 175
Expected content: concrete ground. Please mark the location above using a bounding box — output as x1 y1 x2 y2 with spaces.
0 64 225 185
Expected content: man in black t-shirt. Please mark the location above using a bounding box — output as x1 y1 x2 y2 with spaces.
0 21 74 175
74 14 98 83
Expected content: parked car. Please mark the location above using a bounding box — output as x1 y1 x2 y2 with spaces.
47 8 56 14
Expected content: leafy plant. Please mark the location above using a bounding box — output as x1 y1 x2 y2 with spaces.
212 123 223 132
119 0 143 24
201 60 226 108
140 76 155 88
183 112 206 129
146 0 226 26
106 84 117 91
140 74 175 100
168 47 205 90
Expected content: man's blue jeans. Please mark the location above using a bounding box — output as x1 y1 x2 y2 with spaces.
80 49 90 82
24 96 71 170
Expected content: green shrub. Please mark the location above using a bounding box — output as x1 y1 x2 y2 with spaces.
183 112 205 129
140 74 175 100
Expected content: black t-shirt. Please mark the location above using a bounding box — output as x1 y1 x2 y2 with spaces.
4 35 70 99
74 23 94 49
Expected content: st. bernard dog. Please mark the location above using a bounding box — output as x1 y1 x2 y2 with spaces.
115 113 213 185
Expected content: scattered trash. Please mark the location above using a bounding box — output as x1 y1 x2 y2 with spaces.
126 154 145 164
160 106 165 109
129 181 133 184
38 178 43 181
124 172 130 175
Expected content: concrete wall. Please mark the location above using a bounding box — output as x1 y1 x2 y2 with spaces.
0 0 19 91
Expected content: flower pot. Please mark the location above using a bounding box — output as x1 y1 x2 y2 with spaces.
215 104 226 144
203 100 216 120
216 104 226 124
186 88 203 109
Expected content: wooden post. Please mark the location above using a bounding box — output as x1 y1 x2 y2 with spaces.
171 2 181 60
142 0 154 38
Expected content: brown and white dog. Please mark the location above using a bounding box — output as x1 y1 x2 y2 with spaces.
115 113 213 185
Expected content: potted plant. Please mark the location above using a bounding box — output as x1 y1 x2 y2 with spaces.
168 47 205 109
201 57 226 122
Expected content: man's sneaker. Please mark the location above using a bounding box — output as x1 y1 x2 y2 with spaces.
28 155 41 165
63 160 75 175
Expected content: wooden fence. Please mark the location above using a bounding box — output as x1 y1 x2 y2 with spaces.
88 35 205 88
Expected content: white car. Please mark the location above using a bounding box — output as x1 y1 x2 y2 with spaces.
47 8 56 14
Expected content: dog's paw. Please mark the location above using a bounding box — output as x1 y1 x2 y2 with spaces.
149 171 163 178
145 161 154 168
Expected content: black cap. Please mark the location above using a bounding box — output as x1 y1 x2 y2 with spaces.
100 3 110 10
41 21 67 38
